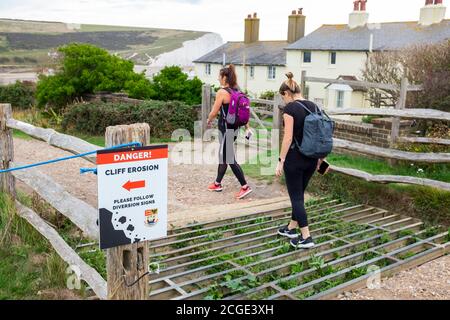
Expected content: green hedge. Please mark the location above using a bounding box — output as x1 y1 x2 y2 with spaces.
61 100 198 138
0 81 35 109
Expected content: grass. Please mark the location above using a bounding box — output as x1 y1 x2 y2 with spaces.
327 153 450 183
0 192 82 299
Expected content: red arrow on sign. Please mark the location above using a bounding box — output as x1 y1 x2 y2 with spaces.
122 180 146 191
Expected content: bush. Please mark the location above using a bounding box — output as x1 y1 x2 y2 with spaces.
259 90 277 101
149 66 202 105
0 81 35 109
61 100 197 138
36 43 154 110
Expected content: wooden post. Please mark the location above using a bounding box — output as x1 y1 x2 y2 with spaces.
105 123 150 300
201 84 212 140
301 70 307 98
0 103 16 198
390 77 408 147
272 94 284 152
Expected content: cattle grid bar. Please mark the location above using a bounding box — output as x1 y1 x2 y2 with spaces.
147 198 449 300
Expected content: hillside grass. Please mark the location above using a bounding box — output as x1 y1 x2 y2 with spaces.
0 191 85 299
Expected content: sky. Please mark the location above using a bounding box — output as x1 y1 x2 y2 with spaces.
0 0 447 41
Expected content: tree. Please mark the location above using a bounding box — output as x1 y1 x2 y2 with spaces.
362 51 403 108
150 66 202 105
362 40 450 112
36 43 153 110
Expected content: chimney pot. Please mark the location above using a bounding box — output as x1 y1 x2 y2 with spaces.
253 12 257 18
360 0 367 11
353 1 360 11
298 8 303 15
247 14 251 18
292 10 297 15
419 0 446 25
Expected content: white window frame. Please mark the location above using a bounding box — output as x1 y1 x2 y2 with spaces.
205 63 211 75
268 65 276 80
329 51 337 66
302 51 312 64
336 90 345 108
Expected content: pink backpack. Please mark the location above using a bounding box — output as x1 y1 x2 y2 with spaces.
224 88 251 128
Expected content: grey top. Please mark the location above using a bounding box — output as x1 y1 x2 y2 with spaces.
194 40 288 66
286 20 450 51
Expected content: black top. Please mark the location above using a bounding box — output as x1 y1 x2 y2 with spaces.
218 103 229 132
283 99 318 145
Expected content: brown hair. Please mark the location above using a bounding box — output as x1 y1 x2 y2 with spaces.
279 72 301 96
220 64 238 88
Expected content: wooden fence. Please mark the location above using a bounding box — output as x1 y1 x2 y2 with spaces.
200 78 450 192
0 103 153 299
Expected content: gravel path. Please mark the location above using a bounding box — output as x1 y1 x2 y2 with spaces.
338 255 450 300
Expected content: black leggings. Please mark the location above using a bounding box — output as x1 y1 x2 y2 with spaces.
284 150 317 228
216 129 247 186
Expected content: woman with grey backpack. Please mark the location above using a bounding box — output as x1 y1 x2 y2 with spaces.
276 72 334 249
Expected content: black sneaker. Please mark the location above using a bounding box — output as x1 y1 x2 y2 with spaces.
290 236 315 249
278 226 298 239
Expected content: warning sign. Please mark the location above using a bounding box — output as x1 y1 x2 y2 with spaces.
97 145 168 250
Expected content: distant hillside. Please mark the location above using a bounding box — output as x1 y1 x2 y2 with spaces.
0 18 219 67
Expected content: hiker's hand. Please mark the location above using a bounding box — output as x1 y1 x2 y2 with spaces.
276 161 284 177
317 158 324 171
207 119 212 129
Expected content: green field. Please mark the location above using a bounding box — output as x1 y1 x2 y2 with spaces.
0 18 208 66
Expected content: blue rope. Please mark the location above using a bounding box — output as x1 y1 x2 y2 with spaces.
0 142 142 174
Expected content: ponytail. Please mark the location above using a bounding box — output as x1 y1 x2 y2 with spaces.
279 72 301 95
220 64 238 88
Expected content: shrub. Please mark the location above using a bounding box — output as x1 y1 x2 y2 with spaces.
36 43 153 110
61 100 198 138
149 66 202 105
0 81 35 109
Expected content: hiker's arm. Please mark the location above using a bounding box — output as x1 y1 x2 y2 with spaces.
276 114 293 177
280 114 293 161
207 90 225 123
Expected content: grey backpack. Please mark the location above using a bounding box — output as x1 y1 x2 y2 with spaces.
292 101 335 159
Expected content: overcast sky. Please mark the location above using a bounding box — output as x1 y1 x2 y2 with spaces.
0 0 447 41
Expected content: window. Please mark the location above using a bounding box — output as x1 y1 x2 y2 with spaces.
303 51 312 63
205 63 211 75
250 66 255 78
330 51 337 65
336 90 345 108
268 66 276 80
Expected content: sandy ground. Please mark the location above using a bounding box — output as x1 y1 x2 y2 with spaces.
11 136 449 300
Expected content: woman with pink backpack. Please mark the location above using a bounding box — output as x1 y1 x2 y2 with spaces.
206 64 253 199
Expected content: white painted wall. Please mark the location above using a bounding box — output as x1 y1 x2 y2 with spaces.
194 62 287 97
286 50 371 110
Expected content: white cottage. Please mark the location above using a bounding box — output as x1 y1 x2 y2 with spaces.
285 0 450 110
194 10 306 97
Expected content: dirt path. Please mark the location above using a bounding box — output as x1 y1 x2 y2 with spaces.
12 137 287 221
